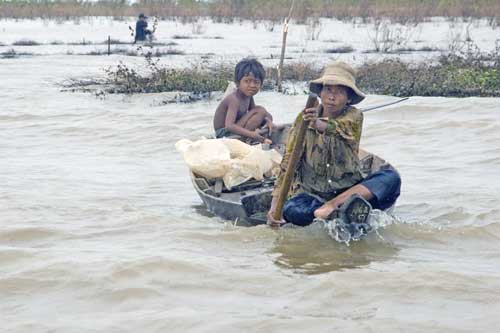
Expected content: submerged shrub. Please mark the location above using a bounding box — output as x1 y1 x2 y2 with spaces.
68 39 93 45
105 39 131 45
357 57 500 97
162 48 184 55
172 35 194 39
12 39 39 46
104 61 230 94
0 48 33 58
0 49 18 58
324 46 354 53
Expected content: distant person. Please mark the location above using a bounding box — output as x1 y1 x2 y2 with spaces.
213 58 274 144
134 13 152 43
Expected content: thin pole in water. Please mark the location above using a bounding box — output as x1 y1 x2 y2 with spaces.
108 36 111 56
277 0 294 93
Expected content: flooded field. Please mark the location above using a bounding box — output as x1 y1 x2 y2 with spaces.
1 18 500 332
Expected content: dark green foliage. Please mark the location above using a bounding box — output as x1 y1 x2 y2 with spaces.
268 62 321 82
146 67 229 93
357 60 416 96
357 41 500 97
357 60 500 97
104 55 231 94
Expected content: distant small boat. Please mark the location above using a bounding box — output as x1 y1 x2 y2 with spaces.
190 125 397 228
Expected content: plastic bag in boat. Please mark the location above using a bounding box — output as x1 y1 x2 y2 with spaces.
222 147 282 189
220 137 252 158
175 138 230 179
175 138 282 190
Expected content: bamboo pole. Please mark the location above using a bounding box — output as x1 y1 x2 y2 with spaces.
277 0 294 92
272 93 318 220
276 23 288 92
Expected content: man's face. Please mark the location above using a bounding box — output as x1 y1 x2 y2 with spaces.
238 73 261 97
320 84 349 114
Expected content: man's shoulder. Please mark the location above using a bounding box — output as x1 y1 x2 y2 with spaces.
345 106 363 119
347 105 361 113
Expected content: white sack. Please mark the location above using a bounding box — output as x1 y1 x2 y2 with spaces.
176 138 282 190
175 139 230 179
220 138 253 158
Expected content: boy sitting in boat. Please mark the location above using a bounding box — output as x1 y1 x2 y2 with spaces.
213 58 274 144
267 62 401 227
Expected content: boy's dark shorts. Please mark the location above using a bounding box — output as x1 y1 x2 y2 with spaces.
215 128 233 138
283 167 401 226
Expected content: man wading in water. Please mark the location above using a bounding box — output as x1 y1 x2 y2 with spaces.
134 13 152 43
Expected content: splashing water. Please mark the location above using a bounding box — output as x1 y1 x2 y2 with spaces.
320 209 402 245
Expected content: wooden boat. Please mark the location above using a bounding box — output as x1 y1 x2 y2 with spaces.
190 125 396 226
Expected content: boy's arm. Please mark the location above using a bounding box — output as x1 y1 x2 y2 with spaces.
264 109 273 121
249 96 256 110
250 97 273 119
224 98 266 142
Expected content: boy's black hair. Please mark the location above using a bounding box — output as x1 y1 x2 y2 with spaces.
234 58 265 84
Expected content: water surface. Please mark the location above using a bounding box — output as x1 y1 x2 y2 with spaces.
1 53 500 332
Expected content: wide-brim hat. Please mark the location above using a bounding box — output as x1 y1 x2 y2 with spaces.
309 61 365 105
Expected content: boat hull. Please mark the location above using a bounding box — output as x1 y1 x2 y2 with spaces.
191 175 272 225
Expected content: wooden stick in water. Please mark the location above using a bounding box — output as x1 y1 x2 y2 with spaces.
277 0 294 92
272 93 318 220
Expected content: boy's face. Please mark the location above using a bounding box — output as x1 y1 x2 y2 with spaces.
320 84 349 114
238 73 261 97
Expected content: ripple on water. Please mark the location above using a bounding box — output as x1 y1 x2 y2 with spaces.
0 226 64 244
0 248 37 265
270 221 401 275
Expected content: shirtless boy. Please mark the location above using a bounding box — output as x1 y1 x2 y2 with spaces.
213 58 273 144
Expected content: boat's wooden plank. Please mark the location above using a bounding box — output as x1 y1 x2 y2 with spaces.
214 179 223 197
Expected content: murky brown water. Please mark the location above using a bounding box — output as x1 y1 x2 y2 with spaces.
2 55 500 332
